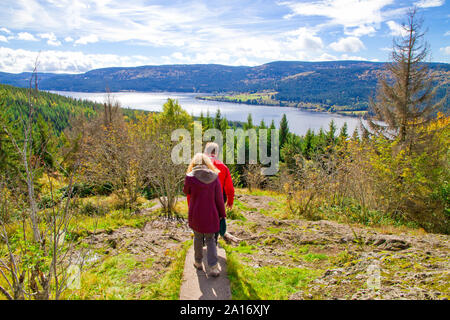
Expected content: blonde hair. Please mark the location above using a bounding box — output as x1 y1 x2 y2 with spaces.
187 153 220 174
204 142 219 156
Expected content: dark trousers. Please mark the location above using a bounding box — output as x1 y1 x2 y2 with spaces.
203 191 227 246
194 231 218 267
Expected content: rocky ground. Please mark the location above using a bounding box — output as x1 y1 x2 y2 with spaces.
78 192 449 300
226 193 450 300
82 217 192 290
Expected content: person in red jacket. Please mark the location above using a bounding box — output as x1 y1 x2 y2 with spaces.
183 153 226 277
204 142 235 209
204 142 235 244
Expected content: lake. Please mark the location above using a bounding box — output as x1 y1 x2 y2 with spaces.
53 91 363 136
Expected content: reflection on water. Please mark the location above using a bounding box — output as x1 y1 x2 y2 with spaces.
52 91 363 136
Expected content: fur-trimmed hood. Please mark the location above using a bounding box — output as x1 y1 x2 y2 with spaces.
187 165 218 184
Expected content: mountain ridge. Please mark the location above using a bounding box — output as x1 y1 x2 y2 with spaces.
0 60 448 112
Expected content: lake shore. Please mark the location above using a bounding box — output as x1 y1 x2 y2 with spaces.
195 95 368 118
51 91 363 136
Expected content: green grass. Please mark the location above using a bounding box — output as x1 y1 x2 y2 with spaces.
238 188 291 219
140 240 192 300
233 199 255 212
65 253 144 299
317 201 420 230
287 246 328 262
265 227 282 234
68 209 153 240
233 241 257 255
223 242 320 300
226 205 248 221
63 240 192 300
200 91 279 106
302 253 328 262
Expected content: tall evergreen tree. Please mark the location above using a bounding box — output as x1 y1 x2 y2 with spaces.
214 109 222 130
279 114 289 148
338 122 348 142
269 119 276 130
303 129 314 159
199 110 206 128
351 127 360 142
326 119 337 145
219 116 229 133
205 110 213 129
366 8 446 151
316 127 327 154
244 113 254 130
259 119 267 129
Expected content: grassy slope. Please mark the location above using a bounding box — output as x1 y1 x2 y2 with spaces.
2 188 448 300
222 189 449 300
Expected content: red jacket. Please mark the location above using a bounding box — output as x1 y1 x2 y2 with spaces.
209 155 235 207
183 166 226 234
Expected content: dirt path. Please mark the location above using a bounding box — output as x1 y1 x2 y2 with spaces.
179 245 232 300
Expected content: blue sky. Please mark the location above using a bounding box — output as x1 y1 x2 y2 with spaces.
0 0 448 73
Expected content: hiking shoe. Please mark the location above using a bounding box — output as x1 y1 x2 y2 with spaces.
193 261 203 271
209 264 220 277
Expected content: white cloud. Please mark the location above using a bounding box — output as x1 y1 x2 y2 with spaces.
445 31 450 36
329 37 366 52
17 32 38 41
345 25 377 37
38 32 61 46
440 46 450 55
0 35 7 43
74 35 99 45
0 0 436 69
0 1 213 48
280 0 394 28
386 20 408 37
0 46 156 73
340 54 371 61
414 0 445 8
0 27 11 34
284 27 324 52
47 39 61 46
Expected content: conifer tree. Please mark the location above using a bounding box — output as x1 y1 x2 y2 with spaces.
303 128 314 159
214 109 222 130
219 116 229 133
326 119 337 146
338 122 348 142
367 8 446 151
205 110 213 129
244 113 254 130
199 110 206 129
351 127 360 142
279 114 289 148
269 119 276 130
259 119 267 129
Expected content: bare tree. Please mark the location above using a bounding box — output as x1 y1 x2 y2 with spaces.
139 99 192 218
0 62 86 300
243 163 267 192
77 95 146 209
145 122 186 217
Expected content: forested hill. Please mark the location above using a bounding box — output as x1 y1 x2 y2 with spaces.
1 61 448 112
0 84 103 133
0 84 152 134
